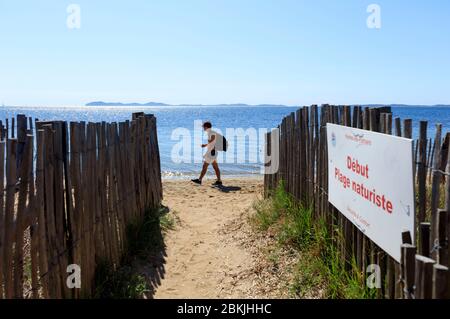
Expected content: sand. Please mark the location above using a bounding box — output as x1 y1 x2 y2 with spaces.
153 177 269 299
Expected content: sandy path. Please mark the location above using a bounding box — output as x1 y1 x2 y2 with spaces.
154 178 265 299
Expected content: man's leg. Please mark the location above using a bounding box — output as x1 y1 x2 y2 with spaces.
199 161 210 181
212 161 221 182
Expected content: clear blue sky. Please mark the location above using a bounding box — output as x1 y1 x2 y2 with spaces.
0 0 449 106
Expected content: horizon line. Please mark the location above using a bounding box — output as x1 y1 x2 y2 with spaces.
2 103 450 108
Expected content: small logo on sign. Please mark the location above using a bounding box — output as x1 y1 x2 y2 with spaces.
344 132 372 146
331 132 336 147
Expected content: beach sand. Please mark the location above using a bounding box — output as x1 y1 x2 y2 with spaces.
153 177 275 299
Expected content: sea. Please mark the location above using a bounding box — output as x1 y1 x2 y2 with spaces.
1 105 449 179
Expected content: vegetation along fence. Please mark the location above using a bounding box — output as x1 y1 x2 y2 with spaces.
0 112 162 298
264 105 450 299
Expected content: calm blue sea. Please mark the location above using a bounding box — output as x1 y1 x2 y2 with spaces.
0 106 449 179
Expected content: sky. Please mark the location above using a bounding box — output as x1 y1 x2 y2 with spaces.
0 0 449 106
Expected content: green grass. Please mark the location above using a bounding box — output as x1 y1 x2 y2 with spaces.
94 262 150 299
159 210 177 232
125 208 166 260
423 181 447 220
252 182 315 247
252 181 376 299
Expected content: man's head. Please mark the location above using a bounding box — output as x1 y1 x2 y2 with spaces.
202 121 212 131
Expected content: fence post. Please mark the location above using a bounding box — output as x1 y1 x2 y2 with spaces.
264 132 270 197
401 243 416 299
0 140 5 299
29 139 39 299
444 133 450 272
395 118 402 137
431 125 443 259
4 139 17 298
415 255 436 299
16 115 27 168
36 129 49 298
14 134 33 298
61 121 76 298
69 122 83 298
436 210 448 265
433 264 449 298
419 223 431 258
50 122 69 298
418 121 428 224
43 124 62 298
403 119 412 139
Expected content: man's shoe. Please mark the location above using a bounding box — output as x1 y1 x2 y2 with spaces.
212 180 223 186
191 179 202 185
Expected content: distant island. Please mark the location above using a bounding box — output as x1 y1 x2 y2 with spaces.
86 101 296 107
85 101 450 108
86 101 170 107
366 104 450 108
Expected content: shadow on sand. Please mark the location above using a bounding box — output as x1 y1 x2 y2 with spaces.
137 205 170 298
213 184 242 193
95 206 170 299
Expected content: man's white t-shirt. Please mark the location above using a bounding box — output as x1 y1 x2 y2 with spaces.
206 129 218 152
204 129 223 163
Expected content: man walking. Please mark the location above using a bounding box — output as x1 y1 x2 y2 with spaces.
191 122 223 186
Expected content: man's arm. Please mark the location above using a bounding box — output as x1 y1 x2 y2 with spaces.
202 135 216 148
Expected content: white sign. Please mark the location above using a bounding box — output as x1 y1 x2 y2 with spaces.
327 123 415 262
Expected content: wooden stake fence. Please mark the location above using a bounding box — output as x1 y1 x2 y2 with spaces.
0 112 162 298
265 105 450 299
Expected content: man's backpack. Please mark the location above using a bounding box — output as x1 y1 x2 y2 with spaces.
222 136 228 152
215 134 228 152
